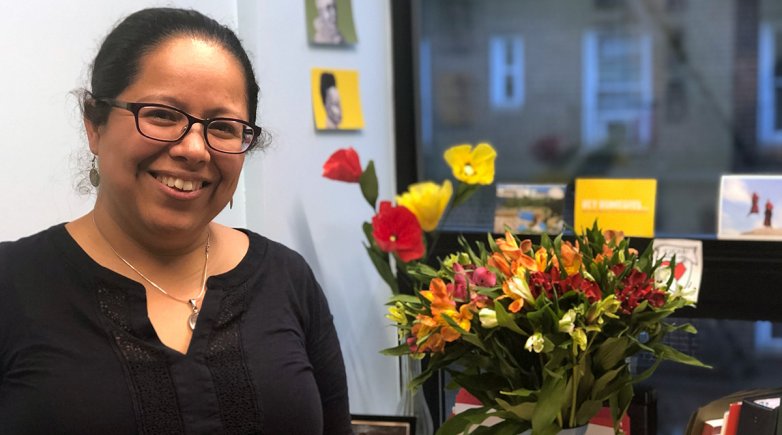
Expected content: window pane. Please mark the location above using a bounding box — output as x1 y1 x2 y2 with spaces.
416 0 782 237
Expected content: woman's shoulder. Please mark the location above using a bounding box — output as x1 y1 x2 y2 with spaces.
240 228 310 270
0 224 66 265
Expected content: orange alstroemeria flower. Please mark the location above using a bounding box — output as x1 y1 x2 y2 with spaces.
420 278 456 316
500 275 532 313
559 241 583 276
413 281 474 354
594 244 614 264
603 229 625 245
512 253 539 274
489 252 513 277
495 232 522 261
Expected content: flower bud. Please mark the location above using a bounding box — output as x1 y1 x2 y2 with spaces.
478 308 498 328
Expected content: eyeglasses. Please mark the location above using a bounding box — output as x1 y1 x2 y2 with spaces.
96 98 261 154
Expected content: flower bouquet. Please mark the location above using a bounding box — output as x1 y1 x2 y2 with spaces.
384 224 708 435
323 144 707 435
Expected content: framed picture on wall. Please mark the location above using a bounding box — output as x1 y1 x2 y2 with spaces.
305 0 358 45
350 415 415 435
311 68 365 131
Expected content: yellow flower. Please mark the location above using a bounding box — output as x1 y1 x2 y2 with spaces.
385 302 407 325
443 143 496 185
396 180 453 232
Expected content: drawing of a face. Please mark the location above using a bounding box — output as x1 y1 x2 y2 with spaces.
324 85 342 129
316 0 337 28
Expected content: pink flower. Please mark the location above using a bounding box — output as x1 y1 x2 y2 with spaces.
471 267 496 287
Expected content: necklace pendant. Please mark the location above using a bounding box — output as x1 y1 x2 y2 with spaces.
188 299 199 331
188 312 198 331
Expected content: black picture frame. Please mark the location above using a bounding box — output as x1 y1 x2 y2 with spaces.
350 414 416 435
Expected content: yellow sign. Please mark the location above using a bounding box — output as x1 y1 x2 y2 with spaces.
311 68 364 130
574 179 657 237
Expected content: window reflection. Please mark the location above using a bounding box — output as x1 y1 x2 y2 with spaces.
416 0 782 237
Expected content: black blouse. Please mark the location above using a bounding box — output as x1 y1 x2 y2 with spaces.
0 224 351 434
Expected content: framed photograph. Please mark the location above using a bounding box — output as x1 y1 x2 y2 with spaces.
351 414 415 435
493 183 566 235
305 0 358 45
718 175 782 240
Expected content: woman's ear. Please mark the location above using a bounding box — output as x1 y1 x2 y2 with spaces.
84 117 101 155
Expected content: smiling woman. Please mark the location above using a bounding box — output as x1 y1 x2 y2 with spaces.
0 7 352 434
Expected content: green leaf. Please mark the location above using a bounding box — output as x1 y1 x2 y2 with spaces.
359 160 378 208
650 342 711 367
495 397 536 421
365 245 398 293
380 344 410 356
494 302 528 336
386 294 421 305
532 375 568 433
441 314 488 352
436 406 495 435
468 420 529 435
593 337 630 371
590 366 627 400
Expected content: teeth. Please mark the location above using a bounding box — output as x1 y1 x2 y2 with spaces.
155 175 203 192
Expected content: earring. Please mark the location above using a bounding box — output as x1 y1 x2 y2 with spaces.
89 156 100 187
229 198 234 209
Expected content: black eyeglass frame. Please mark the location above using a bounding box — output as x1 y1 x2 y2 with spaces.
95 98 262 154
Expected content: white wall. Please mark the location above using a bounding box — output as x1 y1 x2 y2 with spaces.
237 0 400 414
1 0 398 416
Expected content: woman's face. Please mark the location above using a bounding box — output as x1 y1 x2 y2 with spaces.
86 36 248 238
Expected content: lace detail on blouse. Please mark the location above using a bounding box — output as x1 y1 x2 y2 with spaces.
96 286 185 435
206 284 263 434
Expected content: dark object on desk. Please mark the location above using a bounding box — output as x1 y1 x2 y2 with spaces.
684 388 782 435
736 393 782 435
629 385 657 435
351 414 416 435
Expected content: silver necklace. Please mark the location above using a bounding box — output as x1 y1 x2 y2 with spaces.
92 214 210 331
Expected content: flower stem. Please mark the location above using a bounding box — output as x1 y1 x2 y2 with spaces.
569 345 579 427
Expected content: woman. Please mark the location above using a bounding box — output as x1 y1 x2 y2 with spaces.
0 8 351 434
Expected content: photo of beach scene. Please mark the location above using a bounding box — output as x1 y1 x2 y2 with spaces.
493 183 566 235
718 175 782 240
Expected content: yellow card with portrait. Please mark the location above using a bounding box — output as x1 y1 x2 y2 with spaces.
574 178 657 237
311 68 364 131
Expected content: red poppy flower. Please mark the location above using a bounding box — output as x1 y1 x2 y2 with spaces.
371 201 425 262
322 148 362 183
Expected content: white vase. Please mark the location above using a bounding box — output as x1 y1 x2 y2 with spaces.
396 357 434 435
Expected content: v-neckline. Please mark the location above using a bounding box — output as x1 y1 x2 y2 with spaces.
53 223 262 357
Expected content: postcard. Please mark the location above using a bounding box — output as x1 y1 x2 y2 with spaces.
493 183 566 235
305 0 358 46
311 68 365 131
574 178 656 237
718 175 782 240
652 239 703 303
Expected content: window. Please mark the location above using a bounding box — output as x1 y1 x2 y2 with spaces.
758 23 782 147
488 35 524 110
582 29 652 150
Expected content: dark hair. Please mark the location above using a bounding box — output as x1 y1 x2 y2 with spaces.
319 72 337 104
82 8 260 127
